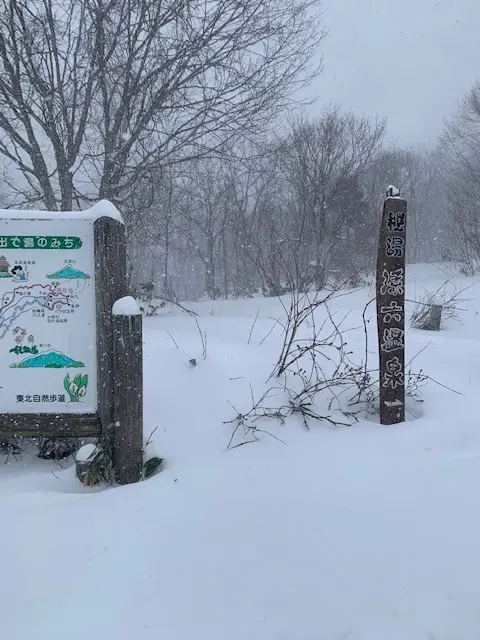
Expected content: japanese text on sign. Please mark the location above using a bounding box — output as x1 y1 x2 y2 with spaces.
381 327 405 353
376 194 407 425
386 210 406 233
17 394 66 403
386 236 405 258
380 268 404 296
0 236 82 250
382 356 404 390
379 301 403 323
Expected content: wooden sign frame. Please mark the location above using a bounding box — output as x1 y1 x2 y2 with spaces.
0 216 126 438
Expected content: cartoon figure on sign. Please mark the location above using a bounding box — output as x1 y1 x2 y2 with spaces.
11 265 28 282
64 373 88 402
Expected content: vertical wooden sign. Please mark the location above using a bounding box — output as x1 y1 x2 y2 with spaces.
376 188 407 425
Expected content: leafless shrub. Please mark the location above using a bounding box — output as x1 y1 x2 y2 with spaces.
225 386 288 449
1 437 80 464
271 279 357 378
1 439 23 463
347 365 429 418
347 301 460 417
226 285 366 447
225 275 462 447
225 361 360 449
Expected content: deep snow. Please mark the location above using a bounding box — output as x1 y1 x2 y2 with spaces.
1 263 480 640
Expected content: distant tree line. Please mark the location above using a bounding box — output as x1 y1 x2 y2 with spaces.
128 109 449 301
0 0 476 300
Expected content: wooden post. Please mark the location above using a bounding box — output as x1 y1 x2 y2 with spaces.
112 298 143 484
376 187 407 425
94 217 127 430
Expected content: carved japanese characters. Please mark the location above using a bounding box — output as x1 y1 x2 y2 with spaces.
376 192 407 425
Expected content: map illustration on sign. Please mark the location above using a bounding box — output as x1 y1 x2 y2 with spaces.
0 219 97 414
46 266 90 280
10 349 85 369
0 284 70 338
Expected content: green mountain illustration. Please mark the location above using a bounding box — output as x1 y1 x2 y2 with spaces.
0 272 12 278
10 349 85 369
46 265 90 280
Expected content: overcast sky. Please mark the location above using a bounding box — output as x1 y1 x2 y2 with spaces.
307 0 480 146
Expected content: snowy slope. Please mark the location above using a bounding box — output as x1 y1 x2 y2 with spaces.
2 263 480 640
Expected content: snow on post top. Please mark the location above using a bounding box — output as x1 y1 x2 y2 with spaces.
76 443 97 462
112 296 142 316
386 185 401 198
0 199 124 223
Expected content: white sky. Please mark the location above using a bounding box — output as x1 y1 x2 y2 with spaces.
307 0 480 146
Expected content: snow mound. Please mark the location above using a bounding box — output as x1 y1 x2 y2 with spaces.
76 443 97 462
113 296 141 316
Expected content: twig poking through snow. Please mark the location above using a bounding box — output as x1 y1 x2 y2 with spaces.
167 331 180 350
248 308 260 345
193 315 208 360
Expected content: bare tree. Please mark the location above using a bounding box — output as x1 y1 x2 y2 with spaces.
364 146 447 264
0 0 325 210
217 149 266 298
123 109 391 303
240 146 296 295
174 159 232 299
441 81 480 271
278 107 386 289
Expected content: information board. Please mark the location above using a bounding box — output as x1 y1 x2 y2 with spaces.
0 218 97 414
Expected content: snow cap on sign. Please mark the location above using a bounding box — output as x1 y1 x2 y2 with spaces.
0 199 124 223
112 296 142 316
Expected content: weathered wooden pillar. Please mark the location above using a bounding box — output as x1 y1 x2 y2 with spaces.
424 304 442 331
376 186 407 425
112 297 143 484
94 216 127 431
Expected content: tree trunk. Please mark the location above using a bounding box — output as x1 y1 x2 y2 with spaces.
222 227 229 299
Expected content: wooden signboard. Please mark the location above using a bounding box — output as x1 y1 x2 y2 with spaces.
376 189 407 425
0 202 143 483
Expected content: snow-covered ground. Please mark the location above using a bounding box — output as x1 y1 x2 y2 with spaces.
2 263 480 640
